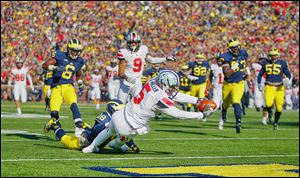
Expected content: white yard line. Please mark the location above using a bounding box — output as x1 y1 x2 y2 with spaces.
1 154 299 162
1 137 299 142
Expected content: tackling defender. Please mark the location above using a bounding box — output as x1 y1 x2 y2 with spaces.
257 48 292 130
47 99 140 153
42 39 88 137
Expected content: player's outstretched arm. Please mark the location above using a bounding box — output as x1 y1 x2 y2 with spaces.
42 58 57 71
159 106 204 120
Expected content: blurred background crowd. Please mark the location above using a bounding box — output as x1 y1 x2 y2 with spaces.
1 1 299 109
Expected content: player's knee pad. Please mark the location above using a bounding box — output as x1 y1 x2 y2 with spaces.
51 111 59 120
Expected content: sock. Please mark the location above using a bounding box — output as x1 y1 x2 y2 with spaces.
96 103 100 109
181 104 186 111
274 111 281 124
187 107 191 112
233 103 242 125
125 139 135 148
17 107 21 114
70 103 82 126
267 107 273 119
221 105 227 120
54 128 65 141
45 98 50 108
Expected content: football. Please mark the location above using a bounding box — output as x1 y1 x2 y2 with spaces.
197 99 217 112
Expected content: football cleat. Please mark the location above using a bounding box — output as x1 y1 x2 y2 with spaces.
218 118 224 130
44 118 55 133
262 118 267 126
235 124 241 134
273 123 279 130
130 144 141 154
82 145 99 153
268 116 274 124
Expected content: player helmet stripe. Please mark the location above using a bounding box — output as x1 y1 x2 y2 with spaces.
67 38 83 59
157 70 180 97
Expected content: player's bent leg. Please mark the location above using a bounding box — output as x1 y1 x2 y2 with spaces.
126 139 140 154
82 122 116 153
44 111 60 133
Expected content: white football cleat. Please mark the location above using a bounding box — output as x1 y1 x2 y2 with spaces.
218 118 224 130
82 145 99 153
262 118 267 126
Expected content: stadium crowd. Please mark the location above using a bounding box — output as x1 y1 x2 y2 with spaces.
1 1 299 109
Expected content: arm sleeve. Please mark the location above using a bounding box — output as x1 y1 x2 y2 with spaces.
187 75 199 81
172 92 199 104
27 73 34 90
159 106 203 120
146 55 167 64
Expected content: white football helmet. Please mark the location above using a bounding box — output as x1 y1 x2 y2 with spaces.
16 57 24 69
126 31 141 52
157 70 180 97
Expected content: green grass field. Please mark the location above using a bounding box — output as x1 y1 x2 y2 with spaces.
1 101 299 177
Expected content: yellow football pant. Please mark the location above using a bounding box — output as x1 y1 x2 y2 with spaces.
222 81 245 109
43 85 51 99
61 135 81 150
264 84 284 112
50 84 78 111
179 90 192 108
190 83 207 98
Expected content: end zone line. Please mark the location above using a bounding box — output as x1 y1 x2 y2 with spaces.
1 154 299 162
1 137 299 142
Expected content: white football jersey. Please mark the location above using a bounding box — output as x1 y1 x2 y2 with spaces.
90 74 102 88
106 65 119 82
117 45 149 79
210 64 223 86
11 67 30 86
124 78 200 129
252 62 264 86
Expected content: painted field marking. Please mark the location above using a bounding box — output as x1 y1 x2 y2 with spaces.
1 112 67 119
1 137 299 142
1 154 299 162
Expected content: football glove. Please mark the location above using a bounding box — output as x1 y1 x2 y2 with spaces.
46 89 52 98
166 56 178 62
